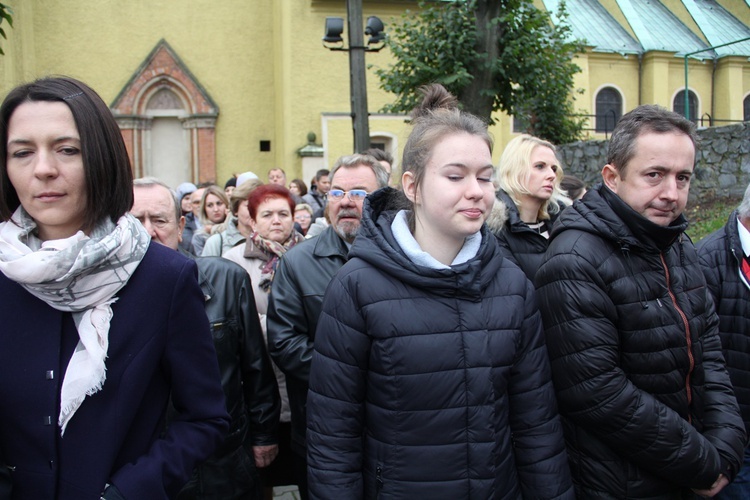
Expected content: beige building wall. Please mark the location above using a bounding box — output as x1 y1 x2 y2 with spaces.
1 0 749 183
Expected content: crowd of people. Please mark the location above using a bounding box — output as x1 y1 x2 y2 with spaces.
0 75 748 500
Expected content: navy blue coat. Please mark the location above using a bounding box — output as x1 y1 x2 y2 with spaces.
0 242 229 500
306 188 572 499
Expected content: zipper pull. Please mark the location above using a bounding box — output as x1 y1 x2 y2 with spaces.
656 298 663 307
376 466 383 489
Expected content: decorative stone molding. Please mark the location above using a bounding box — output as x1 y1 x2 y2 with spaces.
182 116 218 129
111 39 218 182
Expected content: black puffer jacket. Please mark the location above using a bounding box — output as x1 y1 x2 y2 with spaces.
307 188 573 499
488 189 558 281
535 184 746 498
698 210 750 435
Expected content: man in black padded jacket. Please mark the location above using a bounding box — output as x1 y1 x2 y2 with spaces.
536 105 746 498
698 182 750 498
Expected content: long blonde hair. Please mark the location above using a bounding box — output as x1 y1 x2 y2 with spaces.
496 134 569 221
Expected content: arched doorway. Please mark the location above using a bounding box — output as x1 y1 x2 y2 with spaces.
111 40 219 187
144 88 191 189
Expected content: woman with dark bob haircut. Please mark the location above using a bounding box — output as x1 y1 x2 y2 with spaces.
0 76 229 499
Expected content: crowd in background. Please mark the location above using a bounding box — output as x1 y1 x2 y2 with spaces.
0 75 749 500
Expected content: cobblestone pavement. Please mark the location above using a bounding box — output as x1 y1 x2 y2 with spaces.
273 485 300 500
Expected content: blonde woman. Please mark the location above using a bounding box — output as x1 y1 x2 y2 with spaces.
490 134 570 280
191 185 229 256
202 178 262 257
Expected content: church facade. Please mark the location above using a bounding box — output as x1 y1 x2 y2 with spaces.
1 0 748 185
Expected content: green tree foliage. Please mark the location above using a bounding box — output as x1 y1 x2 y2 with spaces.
0 3 13 56
375 0 586 145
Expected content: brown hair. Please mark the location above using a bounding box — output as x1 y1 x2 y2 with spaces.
402 84 492 228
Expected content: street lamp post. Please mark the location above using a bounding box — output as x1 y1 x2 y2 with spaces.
323 0 385 153
347 1 370 153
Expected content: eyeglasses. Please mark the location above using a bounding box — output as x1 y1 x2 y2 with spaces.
327 189 368 202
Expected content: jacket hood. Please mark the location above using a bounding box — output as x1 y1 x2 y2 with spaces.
350 187 505 301
552 183 689 253
488 189 564 239
483 192 508 236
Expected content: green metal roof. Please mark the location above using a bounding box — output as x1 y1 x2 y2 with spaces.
543 0 642 55
616 0 711 58
681 0 750 57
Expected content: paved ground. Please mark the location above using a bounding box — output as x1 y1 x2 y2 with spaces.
273 485 300 500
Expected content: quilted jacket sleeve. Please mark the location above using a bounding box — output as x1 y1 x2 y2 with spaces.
697 235 723 307
695 307 746 481
509 279 574 499
535 236 724 490
697 235 748 479
306 272 369 499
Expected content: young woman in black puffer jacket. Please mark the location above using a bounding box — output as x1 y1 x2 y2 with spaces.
305 85 573 500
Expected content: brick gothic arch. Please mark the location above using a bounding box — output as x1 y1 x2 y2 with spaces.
111 39 219 183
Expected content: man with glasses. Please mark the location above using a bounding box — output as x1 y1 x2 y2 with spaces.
267 154 388 499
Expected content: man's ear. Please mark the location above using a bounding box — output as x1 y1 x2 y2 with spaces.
602 164 620 193
177 216 186 244
402 171 417 204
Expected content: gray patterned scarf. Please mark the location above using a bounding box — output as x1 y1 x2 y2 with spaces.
0 207 150 434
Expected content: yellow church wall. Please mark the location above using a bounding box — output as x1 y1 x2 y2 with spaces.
1 0 282 185
275 0 411 180
1 0 748 185
719 0 750 26
642 52 673 105
714 57 748 124
674 57 713 122
582 52 639 138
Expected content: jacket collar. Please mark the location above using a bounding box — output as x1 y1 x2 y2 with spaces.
352 187 504 301
493 188 558 236
723 210 743 255
312 225 350 260
600 185 687 252
553 183 687 253
179 246 213 303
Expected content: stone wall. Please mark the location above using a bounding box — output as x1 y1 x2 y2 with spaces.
557 123 750 201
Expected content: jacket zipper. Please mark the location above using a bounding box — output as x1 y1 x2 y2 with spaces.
660 253 694 423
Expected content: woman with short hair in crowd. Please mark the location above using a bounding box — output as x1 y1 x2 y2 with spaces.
223 183 305 496
192 185 229 256
202 178 262 257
